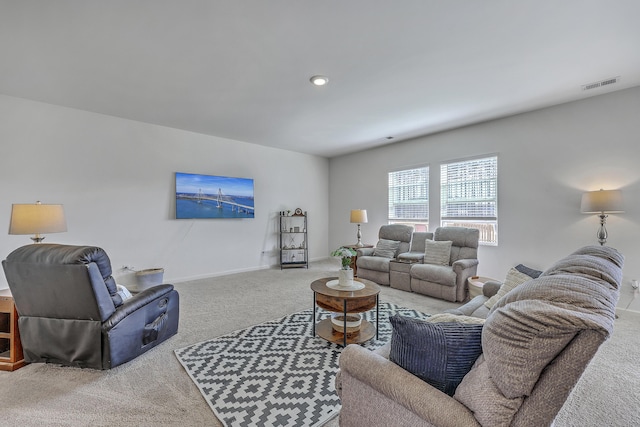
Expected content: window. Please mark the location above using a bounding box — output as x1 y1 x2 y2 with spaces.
388 166 429 231
440 156 498 245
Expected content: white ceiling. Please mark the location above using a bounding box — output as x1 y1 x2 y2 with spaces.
1 1 639 158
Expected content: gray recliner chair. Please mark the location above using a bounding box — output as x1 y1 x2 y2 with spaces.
356 224 413 285
410 227 479 302
2 244 180 369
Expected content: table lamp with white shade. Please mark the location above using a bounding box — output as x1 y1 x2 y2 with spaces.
9 201 67 243
350 209 368 247
580 189 624 246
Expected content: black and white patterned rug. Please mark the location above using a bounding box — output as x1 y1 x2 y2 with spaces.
174 302 429 427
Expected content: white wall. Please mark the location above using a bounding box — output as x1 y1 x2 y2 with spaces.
329 86 640 311
0 94 329 287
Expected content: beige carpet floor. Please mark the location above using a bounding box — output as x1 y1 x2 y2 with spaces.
1 259 639 426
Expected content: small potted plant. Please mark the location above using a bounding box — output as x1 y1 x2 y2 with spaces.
331 246 357 287
332 246 357 269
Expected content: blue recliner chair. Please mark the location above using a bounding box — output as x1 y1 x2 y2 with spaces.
2 244 179 369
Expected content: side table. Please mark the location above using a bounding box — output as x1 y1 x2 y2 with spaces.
467 276 496 299
342 244 373 277
0 288 25 371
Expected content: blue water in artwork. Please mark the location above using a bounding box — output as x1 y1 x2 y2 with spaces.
176 197 254 219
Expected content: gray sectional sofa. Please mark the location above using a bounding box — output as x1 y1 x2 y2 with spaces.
336 245 623 427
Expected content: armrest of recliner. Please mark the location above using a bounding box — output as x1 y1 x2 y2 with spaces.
103 284 175 330
482 281 502 297
397 251 425 263
452 258 479 272
337 345 480 427
357 247 375 257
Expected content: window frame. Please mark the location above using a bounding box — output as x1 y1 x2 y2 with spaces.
440 155 498 246
388 165 429 232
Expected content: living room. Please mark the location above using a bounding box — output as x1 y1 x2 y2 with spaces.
2 79 639 312
1 2 640 426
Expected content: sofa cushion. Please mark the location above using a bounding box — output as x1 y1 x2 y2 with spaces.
5 244 123 308
389 314 483 396
445 295 492 318
410 263 457 286
483 267 532 309
373 239 401 258
424 240 452 265
357 255 392 272
454 359 524 426
408 231 433 253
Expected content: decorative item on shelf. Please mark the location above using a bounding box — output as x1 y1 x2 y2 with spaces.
580 189 624 245
350 209 368 247
331 313 362 334
8 201 67 243
293 208 304 216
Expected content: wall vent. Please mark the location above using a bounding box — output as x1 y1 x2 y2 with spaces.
582 76 620 91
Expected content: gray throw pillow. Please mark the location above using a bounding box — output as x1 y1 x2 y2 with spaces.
515 263 543 279
389 314 483 396
424 240 452 265
373 238 401 258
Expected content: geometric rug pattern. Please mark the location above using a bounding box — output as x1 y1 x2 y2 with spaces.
174 302 430 427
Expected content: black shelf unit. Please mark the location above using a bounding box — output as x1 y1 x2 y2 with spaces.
279 211 308 269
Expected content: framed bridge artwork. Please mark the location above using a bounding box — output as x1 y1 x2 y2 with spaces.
175 172 255 219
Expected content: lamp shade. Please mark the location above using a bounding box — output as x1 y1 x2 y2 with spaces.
350 209 368 224
9 202 67 235
580 190 624 214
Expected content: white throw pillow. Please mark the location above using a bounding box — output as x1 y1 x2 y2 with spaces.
116 284 133 301
373 239 401 258
427 313 485 325
424 240 452 265
484 267 532 309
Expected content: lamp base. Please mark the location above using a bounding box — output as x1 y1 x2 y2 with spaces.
30 235 45 244
355 224 363 247
597 214 608 246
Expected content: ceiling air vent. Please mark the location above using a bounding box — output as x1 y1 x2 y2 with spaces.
582 76 620 91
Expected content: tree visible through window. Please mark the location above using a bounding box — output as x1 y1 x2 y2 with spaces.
440 156 498 245
388 166 429 231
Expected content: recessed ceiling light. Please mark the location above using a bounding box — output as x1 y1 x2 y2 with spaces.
310 75 329 86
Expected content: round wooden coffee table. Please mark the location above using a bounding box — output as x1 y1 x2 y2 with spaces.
310 277 380 347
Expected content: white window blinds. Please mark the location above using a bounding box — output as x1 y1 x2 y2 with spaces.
440 156 498 245
388 167 429 222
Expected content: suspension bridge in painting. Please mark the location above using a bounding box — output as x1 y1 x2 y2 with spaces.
179 188 254 214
